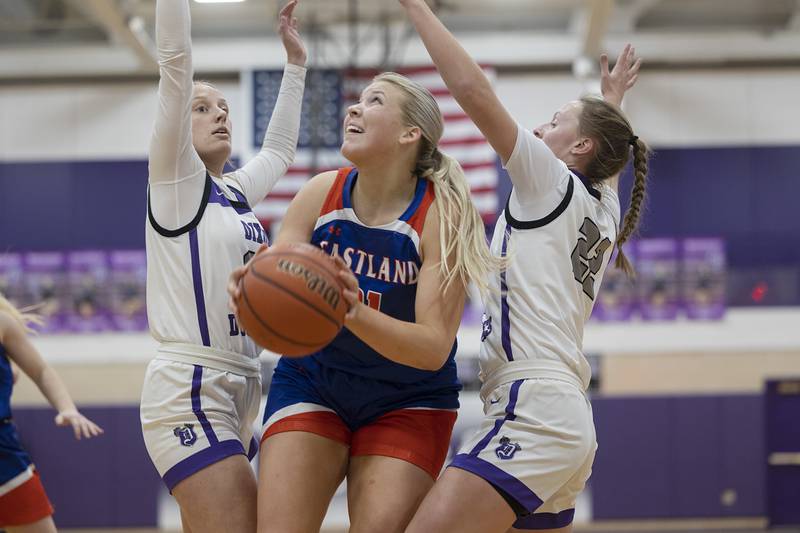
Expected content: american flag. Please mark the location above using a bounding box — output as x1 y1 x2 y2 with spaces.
248 65 498 231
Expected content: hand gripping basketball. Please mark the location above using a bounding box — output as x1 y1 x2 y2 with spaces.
234 242 347 356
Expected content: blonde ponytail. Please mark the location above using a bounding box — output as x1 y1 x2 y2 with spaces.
579 96 651 278
374 72 504 293
424 150 505 294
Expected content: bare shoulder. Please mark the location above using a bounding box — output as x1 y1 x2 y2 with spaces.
293 170 339 208
303 170 339 194
275 170 340 245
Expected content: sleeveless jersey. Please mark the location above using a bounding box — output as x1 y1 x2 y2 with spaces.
146 175 267 360
0 343 12 420
308 167 459 385
480 128 621 390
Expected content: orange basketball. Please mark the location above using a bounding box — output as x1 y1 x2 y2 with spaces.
236 242 347 356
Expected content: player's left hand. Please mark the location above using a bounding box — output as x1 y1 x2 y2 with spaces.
278 0 307 67
600 43 642 106
228 243 269 316
55 410 104 440
332 255 362 322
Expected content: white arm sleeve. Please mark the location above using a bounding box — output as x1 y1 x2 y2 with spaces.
227 64 307 207
147 0 207 232
503 123 571 215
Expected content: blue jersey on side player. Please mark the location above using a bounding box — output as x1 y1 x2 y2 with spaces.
0 343 53 525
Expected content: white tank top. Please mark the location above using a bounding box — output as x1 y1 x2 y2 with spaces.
146 175 266 360
146 0 305 367
479 125 621 390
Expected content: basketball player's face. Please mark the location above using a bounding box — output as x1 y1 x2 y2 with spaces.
533 101 583 161
191 84 233 162
342 82 408 162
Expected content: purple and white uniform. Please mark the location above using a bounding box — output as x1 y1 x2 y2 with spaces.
450 124 620 528
139 0 305 490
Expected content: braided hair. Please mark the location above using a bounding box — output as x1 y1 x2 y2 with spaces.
578 96 650 277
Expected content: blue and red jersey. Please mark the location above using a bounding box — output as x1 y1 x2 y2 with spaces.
306 167 459 388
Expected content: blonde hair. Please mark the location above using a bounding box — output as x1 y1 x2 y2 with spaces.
0 293 43 334
374 72 504 294
578 96 650 277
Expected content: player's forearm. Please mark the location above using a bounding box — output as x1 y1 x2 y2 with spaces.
35 365 77 415
345 306 452 371
402 1 493 113
234 63 307 205
150 0 196 184
156 0 192 62
602 90 623 108
259 64 307 167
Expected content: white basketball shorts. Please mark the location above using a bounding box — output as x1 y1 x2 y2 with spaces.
449 377 596 530
140 357 261 491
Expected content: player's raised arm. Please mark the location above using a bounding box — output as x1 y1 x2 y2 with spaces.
148 0 203 186
229 0 308 207
399 0 517 163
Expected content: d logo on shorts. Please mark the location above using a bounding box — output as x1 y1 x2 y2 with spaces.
481 314 493 342
173 424 198 447
495 436 521 460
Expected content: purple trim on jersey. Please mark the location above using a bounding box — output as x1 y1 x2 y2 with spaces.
513 508 575 530
191 365 218 445
500 227 514 361
570 168 601 201
227 185 248 204
450 453 543 514
207 182 252 215
468 379 523 456
188 228 211 347
162 439 244 491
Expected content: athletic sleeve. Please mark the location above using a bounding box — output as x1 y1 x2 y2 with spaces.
147 0 208 232
226 64 307 208
503 123 571 217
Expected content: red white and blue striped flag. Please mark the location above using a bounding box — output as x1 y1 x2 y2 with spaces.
248 65 498 229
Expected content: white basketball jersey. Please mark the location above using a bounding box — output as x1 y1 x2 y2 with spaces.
479 126 621 390
146 174 266 360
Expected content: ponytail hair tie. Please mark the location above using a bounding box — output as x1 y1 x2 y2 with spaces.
629 135 639 146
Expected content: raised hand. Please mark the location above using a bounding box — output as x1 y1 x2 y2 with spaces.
278 0 307 67
55 409 104 440
600 43 642 107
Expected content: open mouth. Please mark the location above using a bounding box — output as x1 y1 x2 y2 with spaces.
345 124 364 134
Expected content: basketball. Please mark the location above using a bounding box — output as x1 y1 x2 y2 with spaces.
235 242 347 356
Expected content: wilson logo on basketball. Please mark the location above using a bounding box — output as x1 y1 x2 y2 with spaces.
277 258 341 310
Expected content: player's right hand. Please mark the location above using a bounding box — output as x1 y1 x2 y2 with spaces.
55 410 104 440
278 0 307 67
600 43 642 106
